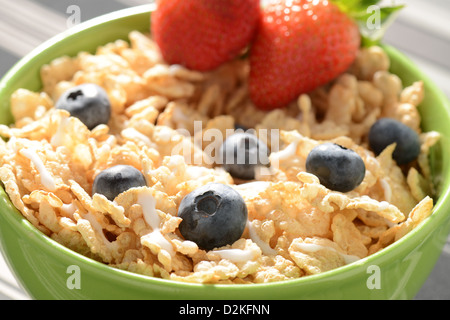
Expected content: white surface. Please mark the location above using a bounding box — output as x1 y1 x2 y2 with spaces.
0 252 30 300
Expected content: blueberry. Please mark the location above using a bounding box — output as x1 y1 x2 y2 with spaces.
368 118 420 165
219 132 270 180
177 183 248 251
92 165 147 201
56 83 111 130
306 143 365 192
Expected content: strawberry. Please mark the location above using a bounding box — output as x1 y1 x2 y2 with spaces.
249 0 361 110
151 0 261 72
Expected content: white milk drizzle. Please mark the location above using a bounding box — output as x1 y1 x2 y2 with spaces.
247 221 277 256
213 248 255 263
138 190 175 255
20 148 57 191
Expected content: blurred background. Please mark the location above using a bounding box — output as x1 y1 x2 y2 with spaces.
0 0 449 300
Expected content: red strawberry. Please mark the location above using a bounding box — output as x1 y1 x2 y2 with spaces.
249 0 361 110
151 0 261 71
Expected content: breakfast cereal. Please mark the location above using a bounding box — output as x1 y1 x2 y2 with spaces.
0 31 440 284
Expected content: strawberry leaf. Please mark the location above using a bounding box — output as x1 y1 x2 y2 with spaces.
357 4 404 46
333 0 380 15
332 0 405 46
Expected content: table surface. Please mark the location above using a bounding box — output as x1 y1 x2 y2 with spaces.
0 0 449 300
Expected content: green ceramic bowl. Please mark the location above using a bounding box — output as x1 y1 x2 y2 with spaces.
1 4 450 300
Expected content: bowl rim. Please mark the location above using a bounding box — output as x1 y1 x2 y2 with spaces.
1 4 450 292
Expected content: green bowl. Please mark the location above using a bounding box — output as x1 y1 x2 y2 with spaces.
1 4 450 300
